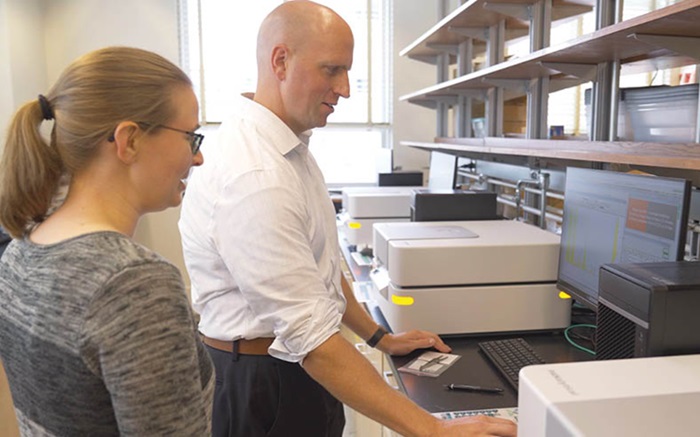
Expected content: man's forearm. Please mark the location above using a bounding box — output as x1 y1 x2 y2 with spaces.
302 333 438 437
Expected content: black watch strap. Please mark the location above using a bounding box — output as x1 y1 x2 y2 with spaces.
366 326 388 348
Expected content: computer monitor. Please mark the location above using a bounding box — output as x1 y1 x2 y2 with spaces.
557 167 691 311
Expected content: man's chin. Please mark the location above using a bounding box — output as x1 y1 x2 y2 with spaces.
307 122 327 131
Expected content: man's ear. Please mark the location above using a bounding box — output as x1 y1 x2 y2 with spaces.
271 44 289 81
112 121 141 164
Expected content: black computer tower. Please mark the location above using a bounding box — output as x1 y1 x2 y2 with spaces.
596 261 700 360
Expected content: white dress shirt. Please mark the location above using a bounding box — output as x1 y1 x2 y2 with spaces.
179 95 346 363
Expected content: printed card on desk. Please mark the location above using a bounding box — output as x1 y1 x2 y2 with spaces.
398 351 460 377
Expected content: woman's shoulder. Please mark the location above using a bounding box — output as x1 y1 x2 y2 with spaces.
5 231 177 280
86 232 181 279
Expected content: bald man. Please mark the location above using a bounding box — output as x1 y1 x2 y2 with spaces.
179 2 517 436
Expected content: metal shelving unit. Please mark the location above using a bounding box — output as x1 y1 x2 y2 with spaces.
400 0 700 227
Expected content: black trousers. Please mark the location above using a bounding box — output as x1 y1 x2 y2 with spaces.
206 344 345 437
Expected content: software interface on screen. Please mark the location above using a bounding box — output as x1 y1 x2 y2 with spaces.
557 168 690 309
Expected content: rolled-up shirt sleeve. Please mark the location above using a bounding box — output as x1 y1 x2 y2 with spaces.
212 165 344 363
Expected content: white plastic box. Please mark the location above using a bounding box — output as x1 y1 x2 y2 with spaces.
584 88 630 140
585 84 699 142
624 84 698 142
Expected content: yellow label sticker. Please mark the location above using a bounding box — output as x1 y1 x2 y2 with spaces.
391 294 414 306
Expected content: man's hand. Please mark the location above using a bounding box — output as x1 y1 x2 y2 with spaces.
377 330 452 356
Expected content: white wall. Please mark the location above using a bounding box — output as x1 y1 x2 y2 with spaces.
392 0 439 177
43 0 179 82
0 0 47 144
0 1 12 144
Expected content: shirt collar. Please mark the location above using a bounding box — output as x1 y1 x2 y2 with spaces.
234 94 312 157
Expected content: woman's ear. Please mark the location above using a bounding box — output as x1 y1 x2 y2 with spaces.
112 121 141 164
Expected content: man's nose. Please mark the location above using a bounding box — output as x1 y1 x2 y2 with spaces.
335 72 350 98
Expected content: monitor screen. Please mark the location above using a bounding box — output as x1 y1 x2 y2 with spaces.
557 168 691 311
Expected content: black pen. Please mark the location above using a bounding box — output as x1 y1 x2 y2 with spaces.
444 384 504 394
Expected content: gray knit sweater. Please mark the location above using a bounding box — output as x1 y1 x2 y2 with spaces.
0 232 214 436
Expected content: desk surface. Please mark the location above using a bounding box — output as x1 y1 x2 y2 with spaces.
340 233 595 413
372 299 592 412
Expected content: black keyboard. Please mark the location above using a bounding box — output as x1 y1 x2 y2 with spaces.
478 338 545 391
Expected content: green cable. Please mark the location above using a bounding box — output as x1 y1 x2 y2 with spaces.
565 324 597 356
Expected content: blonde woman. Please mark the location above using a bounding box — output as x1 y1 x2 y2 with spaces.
0 47 213 436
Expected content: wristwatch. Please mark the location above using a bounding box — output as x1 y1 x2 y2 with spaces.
366 326 388 348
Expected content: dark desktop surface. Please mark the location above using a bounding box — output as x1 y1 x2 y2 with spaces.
340 234 595 412
367 301 594 412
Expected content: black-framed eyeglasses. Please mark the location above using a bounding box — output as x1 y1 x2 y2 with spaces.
137 122 204 155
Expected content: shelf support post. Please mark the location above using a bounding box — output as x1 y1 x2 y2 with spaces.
590 61 618 141
527 77 550 139
436 52 450 137
530 0 552 52
485 20 505 137
455 39 474 137
590 0 621 144
525 0 552 140
485 19 505 67
433 0 452 137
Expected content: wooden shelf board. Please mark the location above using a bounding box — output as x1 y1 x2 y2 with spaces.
401 137 700 170
400 0 700 102
401 0 594 64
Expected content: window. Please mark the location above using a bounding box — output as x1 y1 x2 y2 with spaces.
179 0 393 185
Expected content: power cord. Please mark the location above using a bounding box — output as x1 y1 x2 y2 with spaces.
565 324 597 356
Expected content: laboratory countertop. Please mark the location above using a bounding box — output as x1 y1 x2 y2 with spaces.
367 301 593 412
339 233 595 413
